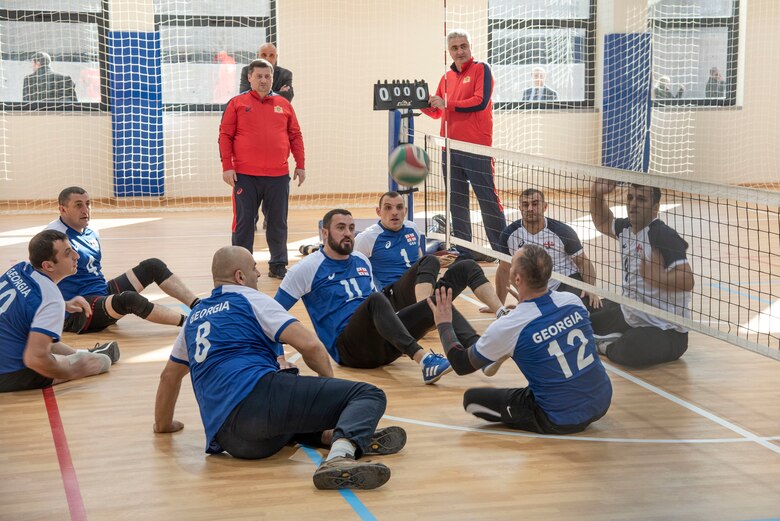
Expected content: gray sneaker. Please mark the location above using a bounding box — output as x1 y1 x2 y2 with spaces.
593 333 623 355
312 456 391 490
481 354 510 377
427 214 447 235
364 426 407 456
89 341 120 364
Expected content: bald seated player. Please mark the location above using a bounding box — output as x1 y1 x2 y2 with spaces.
154 246 405 490
0 230 117 393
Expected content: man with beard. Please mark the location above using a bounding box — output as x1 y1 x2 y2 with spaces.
275 209 480 384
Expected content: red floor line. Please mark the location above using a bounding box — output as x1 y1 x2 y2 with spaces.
42 386 87 521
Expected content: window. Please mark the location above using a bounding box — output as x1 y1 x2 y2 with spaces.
649 0 739 106
0 1 107 110
488 0 596 109
155 1 274 110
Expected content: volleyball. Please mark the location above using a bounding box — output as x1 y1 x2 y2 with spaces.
388 144 430 186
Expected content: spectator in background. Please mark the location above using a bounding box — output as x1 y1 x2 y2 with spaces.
239 43 293 102
521 67 559 102
705 67 726 98
23 52 77 102
654 75 685 99
220 59 305 279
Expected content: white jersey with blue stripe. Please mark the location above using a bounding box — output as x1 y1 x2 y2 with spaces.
169 284 297 453
473 290 612 425
46 218 108 300
0 262 65 374
275 250 376 363
354 220 421 289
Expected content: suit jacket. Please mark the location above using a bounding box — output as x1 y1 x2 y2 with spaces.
522 85 558 101
239 65 293 102
22 67 77 102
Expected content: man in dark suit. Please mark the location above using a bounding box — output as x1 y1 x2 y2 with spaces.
239 43 293 102
22 52 78 103
521 67 558 102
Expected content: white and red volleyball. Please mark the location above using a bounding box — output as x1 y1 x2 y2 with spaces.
388 144 430 187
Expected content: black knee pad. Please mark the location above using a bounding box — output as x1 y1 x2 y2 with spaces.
111 291 154 319
132 258 173 287
415 255 440 286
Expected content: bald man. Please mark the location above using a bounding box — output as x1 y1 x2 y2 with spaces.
239 43 293 101
154 246 405 491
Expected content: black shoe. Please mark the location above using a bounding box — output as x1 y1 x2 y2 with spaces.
267 266 287 279
89 341 120 364
364 426 407 456
427 214 447 235
313 456 391 490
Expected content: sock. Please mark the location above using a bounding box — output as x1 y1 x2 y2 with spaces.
178 315 186 327
325 438 357 461
190 297 200 309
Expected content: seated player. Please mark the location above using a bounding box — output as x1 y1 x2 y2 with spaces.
0 230 119 393
495 188 601 312
589 180 694 367
275 209 480 384
153 246 406 490
354 191 505 314
427 244 612 434
46 186 200 333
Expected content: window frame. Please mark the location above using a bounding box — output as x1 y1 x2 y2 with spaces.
0 1 109 112
155 0 276 112
650 0 740 107
487 0 597 111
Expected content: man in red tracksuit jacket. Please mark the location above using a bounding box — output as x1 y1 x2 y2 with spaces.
422 29 506 258
219 59 305 279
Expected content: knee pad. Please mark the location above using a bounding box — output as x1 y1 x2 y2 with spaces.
132 258 173 287
111 291 154 319
415 255 440 286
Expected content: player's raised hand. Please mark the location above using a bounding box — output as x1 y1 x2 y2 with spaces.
426 286 453 325
65 296 91 317
293 168 306 186
592 178 618 197
222 169 237 187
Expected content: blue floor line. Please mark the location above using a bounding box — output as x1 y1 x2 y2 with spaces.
710 282 774 304
300 445 378 521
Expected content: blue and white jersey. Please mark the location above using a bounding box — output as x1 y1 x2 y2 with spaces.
473 291 612 426
169 284 297 453
46 218 108 300
498 218 583 291
354 220 421 289
613 217 691 332
0 262 65 374
275 250 376 362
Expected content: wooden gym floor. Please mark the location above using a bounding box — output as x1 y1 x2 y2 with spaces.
1 209 779 521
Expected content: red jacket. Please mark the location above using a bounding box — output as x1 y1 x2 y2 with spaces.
422 58 494 146
219 90 304 176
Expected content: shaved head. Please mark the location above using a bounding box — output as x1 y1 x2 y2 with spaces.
212 246 259 288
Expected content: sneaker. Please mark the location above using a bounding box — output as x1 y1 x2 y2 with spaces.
364 426 407 456
267 265 287 279
312 456 391 490
422 351 452 384
427 214 447 235
481 354 510 377
593 332 623 355
89 341 120 364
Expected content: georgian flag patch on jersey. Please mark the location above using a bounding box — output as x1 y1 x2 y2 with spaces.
405 233 417 245
356 267 369 277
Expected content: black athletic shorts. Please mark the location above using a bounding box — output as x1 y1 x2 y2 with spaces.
63 273 135 334
0 367 53 393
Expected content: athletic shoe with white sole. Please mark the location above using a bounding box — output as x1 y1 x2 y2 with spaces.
312 456 391 490
593 332 623 355
89 341 120 364
421 351 452 384
481 354 511 377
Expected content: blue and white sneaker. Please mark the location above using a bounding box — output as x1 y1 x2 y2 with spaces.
421 351 452 384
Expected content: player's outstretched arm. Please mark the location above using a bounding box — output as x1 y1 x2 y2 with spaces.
590 179 617 238
278 322 333 378
154 360 189 433
23 332 88 380
495 261 511 305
